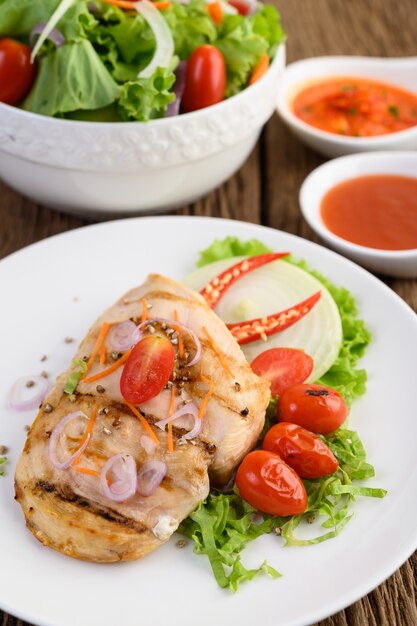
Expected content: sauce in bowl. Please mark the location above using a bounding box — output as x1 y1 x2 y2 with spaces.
320 174 417 250
293 77 417 137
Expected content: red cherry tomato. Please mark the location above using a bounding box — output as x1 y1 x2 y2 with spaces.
250 348 313 396
235 450 307 516
181 45 226 113
228 0 251 14
120 335 175 404
0 39 36 105
278 384 348 435
262 422 339 479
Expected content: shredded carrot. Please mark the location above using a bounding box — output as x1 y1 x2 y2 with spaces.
173 310 184 359
72 404 98 466
141 298 148 323
92 455 104 468
125 400 159 445
202 326 233 377
198 375 214 419
208 1 223 25
167 386 175 453
100 0 171 10
73 467 100 477
249 53 270 85
83 348 132 384
82 322 111 380
99 344 106 365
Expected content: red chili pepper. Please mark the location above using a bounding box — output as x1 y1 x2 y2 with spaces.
227 291 322 345
200 253 289 308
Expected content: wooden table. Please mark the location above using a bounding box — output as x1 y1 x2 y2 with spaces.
1 0 416 624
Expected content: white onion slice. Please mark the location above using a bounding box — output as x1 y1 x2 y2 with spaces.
106 320 141 352
137 460 167 496
100 453 137 502
48 411 89 471
183 257 343 382
135 0 174 79
138 317 202 366
155 402 202 442
9 375 50 412
31 0 74 62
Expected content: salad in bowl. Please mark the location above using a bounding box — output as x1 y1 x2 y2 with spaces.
0 0 284 120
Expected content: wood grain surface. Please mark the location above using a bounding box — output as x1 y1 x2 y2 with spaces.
1 0 416 624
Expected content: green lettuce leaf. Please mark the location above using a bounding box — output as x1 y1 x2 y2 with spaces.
163 0 217 59
118 65 176 121
181 237 383 590
64 358 87 395
23 40 120 116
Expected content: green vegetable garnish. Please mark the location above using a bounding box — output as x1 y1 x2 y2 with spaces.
64 358 87 395
0 456 8 477
179 237 384 591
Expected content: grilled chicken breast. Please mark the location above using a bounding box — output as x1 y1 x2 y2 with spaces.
15 274 270 562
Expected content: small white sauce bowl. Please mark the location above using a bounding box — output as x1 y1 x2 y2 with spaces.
277 56 417 158
299 151 417 278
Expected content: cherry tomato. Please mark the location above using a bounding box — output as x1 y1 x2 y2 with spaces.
235 450 307 516
278 384 348 435
250 348 314 396
0 39 36 105
262 422 339 479
228 0 251 14
181 45 226 113
120 335 175 404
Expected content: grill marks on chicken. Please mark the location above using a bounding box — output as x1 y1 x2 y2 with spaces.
15 274 270 562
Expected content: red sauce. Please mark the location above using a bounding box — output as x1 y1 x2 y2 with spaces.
293 77 417 137
320 175 417 251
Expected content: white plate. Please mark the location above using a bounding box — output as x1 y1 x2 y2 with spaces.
1 216 416 626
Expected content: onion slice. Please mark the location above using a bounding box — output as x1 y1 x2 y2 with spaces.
100 453 137 502
155 402 202 442
166 61 187 117
31 0 74 62
9 375 50 412
29 23 66 50
106 320 141 352
48 411 89 471
137 460 167 496
137 317 202 366
135 0 174 79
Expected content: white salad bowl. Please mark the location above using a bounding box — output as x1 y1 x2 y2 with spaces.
299 151 417 278
276 56 417 158
0 45 285 218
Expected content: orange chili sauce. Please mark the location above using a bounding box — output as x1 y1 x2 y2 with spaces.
320 175 417 251
293 77 417 137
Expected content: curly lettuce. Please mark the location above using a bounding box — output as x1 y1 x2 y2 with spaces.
178 237 382 591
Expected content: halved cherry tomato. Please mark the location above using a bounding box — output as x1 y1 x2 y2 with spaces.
120 335 175 404
235 450 307 516
250 348 314 396
181 45 226 113
228 0 251 14
0 39 36 105
278 383 348 435
262 422 339 479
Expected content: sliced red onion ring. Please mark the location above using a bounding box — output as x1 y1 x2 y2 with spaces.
137 317 201 366
100 453 137 502
48 411 89 471
166 61 187 117
29 22 66 50
155 402 202 442
106 320 141 352
137 460 167 497
9 375 50 412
